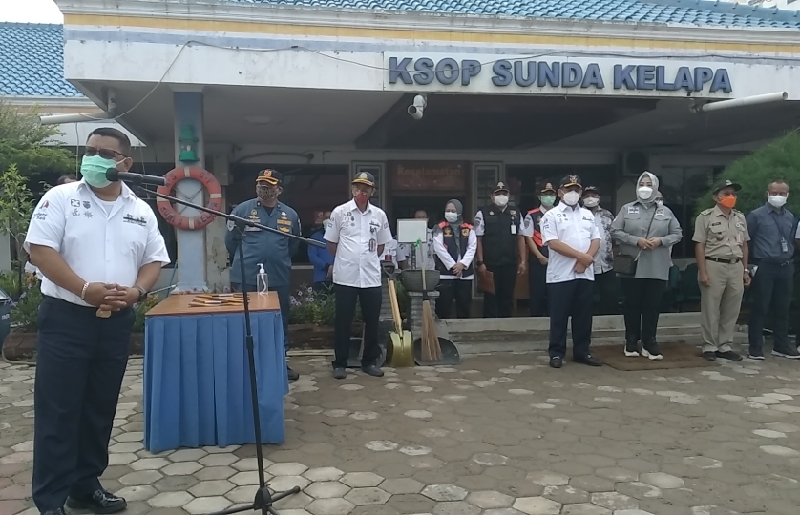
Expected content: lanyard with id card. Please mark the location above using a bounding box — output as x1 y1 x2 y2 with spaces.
767 213 791 254
369 222 378 252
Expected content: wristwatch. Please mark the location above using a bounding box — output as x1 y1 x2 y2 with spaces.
476 260 484 266
135 286 148 301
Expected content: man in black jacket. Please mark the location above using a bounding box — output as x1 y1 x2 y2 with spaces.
473 182 527 317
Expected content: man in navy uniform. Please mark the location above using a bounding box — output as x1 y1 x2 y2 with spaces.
521 181 557 317
25 127 170 515
541 175 602 368
474 182 527 318
226 169 302 381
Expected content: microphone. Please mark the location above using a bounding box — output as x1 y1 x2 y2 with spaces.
106 169 167 186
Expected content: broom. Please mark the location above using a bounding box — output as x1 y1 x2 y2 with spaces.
419 239 442 362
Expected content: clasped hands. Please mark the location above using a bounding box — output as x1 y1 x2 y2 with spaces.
451 263 467 277
84 282 139 311
637 237 662 250
573 252 594 274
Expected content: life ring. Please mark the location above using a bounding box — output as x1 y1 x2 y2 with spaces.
156 166 223 230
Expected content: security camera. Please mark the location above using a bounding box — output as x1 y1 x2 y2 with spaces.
408 94 427 120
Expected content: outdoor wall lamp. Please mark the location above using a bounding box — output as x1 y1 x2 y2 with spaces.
691 92 788 114
178 124 200 163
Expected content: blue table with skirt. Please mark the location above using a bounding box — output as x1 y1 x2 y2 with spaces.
143 292 288 453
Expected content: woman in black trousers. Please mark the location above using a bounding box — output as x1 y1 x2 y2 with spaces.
433 199 477 318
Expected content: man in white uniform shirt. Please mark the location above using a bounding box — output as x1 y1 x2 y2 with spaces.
541 175 602 369
325 172 391 380
25 128 170 515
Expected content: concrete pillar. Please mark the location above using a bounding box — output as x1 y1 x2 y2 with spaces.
205 154 231 291
173 91 207 291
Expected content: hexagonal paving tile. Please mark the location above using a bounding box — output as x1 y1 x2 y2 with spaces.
590 492 638 510
199 454 239 467
188 480 235 497
380 478 423 495
119 470 163 486
513 496 561 515
115 485 157 502
526 471 570 486
168 448 207 462
420 484 468 502
306 498 355 515
130 458 170 471
560 504 611 515
230 471 262 486
162 462 203 476
542 485 590 505
343 486 390 505
466 490 515 508
268 463 309 476
304 467 345 482
432 501 481 515
639 473 685 489
147 491 194 508
184 497 232 514
305 481 351 499
340 472 384 487
269 475 310 492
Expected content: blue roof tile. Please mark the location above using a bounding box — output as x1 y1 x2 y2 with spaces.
0 23 82 98
223 0 800 28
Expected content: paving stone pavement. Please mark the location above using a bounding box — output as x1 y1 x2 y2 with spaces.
2 352 800 515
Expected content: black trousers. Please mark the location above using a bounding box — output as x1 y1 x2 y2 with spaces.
33 297 133 512
748 262 794 352
528 261 548 317
620 278 666 344
484 264 517 318
333 284 382 368
232 283 291 353
548 279 593 359
436 279 472 319
594 271 618 315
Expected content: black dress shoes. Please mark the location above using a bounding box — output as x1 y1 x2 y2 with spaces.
66 489 127 514
574 354 602 367
286 366 300 381
41 508 67 515
361 364 384 377
549 356 563 368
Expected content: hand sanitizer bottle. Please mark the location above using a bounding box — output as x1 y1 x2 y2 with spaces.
256 263 268 296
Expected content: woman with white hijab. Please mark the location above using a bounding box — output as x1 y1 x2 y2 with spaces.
611 172 683 360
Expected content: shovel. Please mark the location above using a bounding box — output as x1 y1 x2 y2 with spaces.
386 279 414 367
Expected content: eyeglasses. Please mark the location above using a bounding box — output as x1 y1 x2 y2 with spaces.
85 147 126 160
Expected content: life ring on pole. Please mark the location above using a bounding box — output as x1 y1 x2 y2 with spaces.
157 166 223 230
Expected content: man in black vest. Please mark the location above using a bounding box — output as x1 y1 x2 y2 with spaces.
521 180 557 317
474 182 527 317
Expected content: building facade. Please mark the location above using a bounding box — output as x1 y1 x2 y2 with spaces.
15 0 800 297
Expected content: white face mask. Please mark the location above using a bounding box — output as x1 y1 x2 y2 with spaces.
768 195 788 208
494 195 509 207
562 191 580 206
444 212 458 223
637 186 653 200
582 197 599 208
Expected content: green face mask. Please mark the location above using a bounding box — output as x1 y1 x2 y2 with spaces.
80 155 118 188
540 195 556 207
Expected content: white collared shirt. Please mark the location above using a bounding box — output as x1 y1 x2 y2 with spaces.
541 202 600 283
325 199 391 288
24 180 171 306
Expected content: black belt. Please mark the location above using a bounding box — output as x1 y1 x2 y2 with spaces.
705 257 740 264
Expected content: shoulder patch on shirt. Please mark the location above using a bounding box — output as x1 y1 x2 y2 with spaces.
700 208 713 216
70 199 80 208
655 208 665 216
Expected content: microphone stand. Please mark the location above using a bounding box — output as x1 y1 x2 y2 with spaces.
132 183 323 515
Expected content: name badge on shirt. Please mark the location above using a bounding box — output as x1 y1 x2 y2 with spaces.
511 225 517 235
369 238 377 252
627 206 640 215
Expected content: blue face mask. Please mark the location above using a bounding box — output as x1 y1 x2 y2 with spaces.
80 155 119 188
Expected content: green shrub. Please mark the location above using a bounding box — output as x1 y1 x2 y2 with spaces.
133 295 163 333
694 131 800 219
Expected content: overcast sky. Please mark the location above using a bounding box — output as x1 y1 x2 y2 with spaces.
0 0 64 23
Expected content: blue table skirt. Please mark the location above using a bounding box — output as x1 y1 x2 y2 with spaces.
143 311 288 452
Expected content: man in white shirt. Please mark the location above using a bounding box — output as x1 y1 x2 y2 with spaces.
540 175 602 369
325 172 391 380
25 128 170 515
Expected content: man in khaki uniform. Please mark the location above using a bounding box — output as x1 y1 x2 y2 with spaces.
693 180 750 361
